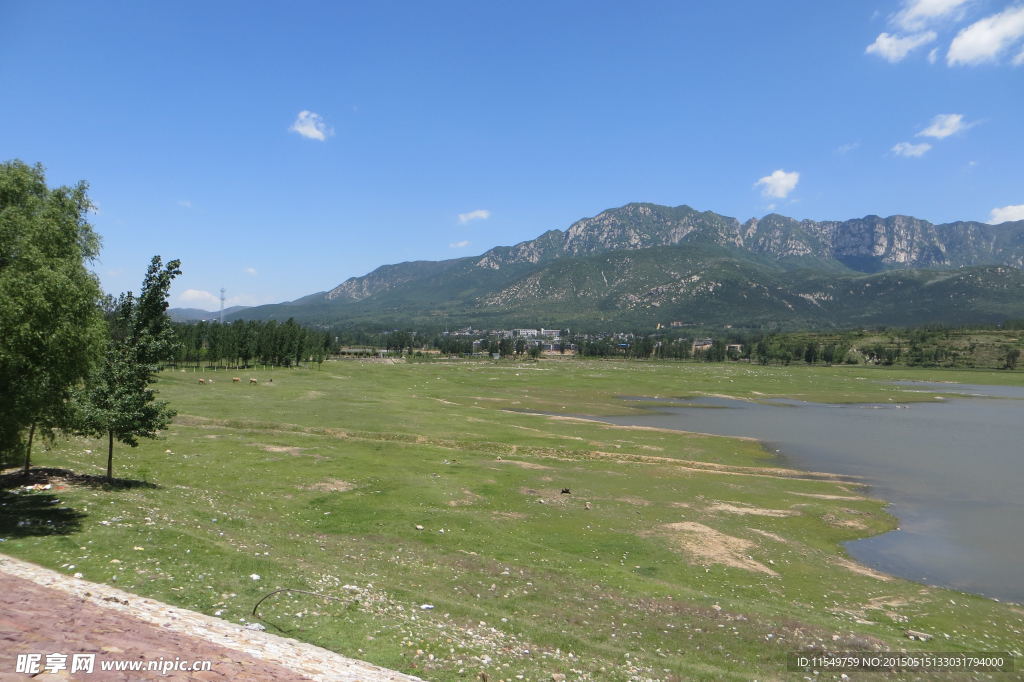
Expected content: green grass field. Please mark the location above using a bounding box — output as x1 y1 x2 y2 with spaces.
3 359 1023 680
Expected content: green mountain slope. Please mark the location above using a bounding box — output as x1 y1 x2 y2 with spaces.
227 203 1024 330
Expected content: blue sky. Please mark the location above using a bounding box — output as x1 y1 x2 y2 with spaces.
2 0 1022 309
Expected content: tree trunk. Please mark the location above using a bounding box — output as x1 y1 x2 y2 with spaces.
22 423 36 477
107 429 114 481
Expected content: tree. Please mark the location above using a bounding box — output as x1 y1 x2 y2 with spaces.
0 161 107 472
804 343 818 365
76 256 181 480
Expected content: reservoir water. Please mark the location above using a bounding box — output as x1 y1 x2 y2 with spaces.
600 382 1024 603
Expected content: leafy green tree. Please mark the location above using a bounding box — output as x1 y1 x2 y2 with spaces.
0 161 107 472
76 256 181 480
804 343 818 365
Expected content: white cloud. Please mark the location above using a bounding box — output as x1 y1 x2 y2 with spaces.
754 169 800 199
989 204 1024 223
866 31 936 62
928 47 939 63
892 141 933 157
457 209 491 224
1014 46 1024 65
245 267 258 276
177 199 192 208
836 141 861 154
917 113 972 138
894 0 971 30
289 110 333 141
948 5 1024 65
178 289 221 307
449 240 471 248
177 289 269 309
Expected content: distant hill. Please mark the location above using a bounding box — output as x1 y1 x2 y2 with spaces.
169 305 249 322
225 203 1024 330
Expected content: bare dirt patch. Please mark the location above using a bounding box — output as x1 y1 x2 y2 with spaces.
447 489 483 506
518 487 574 505
653 522 778 575
706 502 799 518
255 443 302 455
253 443 325 461
833 556 894 581
748 528 789 544
822 511 868 530
491 511 527 520
574 449 851 483
496 458 552 470
865 595 911 610
790 491 868 501
299 478 355 493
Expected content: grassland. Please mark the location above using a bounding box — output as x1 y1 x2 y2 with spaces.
3 359 1023 680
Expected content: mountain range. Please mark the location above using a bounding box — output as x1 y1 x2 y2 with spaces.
198 203 1024 331
169 305 250 323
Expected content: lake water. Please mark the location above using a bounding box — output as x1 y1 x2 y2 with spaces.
599 382 1024 603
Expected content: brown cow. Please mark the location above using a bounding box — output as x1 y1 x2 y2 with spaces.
249 378 257 384
198 378 206 384
232 377 241 383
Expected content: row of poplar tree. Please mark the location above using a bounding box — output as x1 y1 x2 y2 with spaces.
0 160 181 479
170 319 331 369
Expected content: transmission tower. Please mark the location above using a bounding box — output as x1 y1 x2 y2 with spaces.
219 288 226 324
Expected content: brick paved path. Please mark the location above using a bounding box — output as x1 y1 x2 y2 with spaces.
0 555 420 681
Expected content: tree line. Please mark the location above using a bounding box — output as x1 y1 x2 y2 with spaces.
170 319 330 369
1 160 180 478
366 325 1020 370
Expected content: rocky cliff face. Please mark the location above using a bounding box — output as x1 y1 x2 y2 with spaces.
320 203 1024 306
467 203 1024 272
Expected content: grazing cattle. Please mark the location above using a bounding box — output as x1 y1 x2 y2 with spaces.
249 378 257 384
232 377 241 383
561 488 571 495
198 378 206 384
